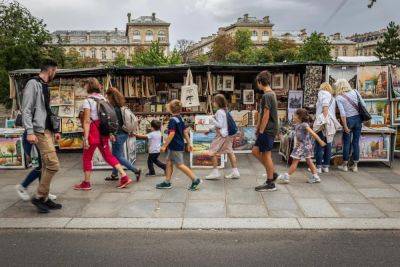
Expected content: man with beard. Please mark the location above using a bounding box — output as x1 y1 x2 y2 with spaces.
21 59 62 213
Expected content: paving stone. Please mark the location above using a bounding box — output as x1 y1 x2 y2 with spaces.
391 184 400 192
185 201 226 218
189 187 225 201
0 201 16 214
358 188 400 198
325 192 369 203
269 210 304 218
154 203 185 218
95 192 130 203
0 185 20 202
182 218 300 229
342 174 391 189
62 188 103 199
227 204 268 218
315 178 357 193
262 193 299 211
81 202 121 217
127 190 163 200
118 200 157 218
386 212 400 218
226 188 262 204
286 184 324 198
334 203 386 218
370 198 400 212
160 188 188 203
297 198 339 217
371 173 400 184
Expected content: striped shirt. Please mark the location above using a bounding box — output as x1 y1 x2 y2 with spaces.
336 90 366 118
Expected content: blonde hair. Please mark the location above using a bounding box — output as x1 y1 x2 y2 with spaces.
319 82 333 93
334 79 352 95
168 99 182 114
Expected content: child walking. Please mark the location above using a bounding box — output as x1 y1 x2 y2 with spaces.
135 120 166 176
156 100 202 191
278 109 326 184
205 94 240 180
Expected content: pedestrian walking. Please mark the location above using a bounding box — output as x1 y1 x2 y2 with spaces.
155 100 202 191
73 78 133 190
134 120 166 176
253 71 279 192
205 94 240 180
104 87 141 181
21 59 62 213
335 79 366 172
277 109 326 184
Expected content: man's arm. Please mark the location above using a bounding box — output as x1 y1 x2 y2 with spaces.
21 80 36 135
161 131 175 152
259 108 270 133
183 128 193 152
134 133 148 139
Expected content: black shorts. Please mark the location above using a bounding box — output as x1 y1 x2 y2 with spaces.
254 133 275 153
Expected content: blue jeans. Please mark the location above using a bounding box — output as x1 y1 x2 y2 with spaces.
21 131 42 188
315 131 332 168
111 133 139 176
342 115 362 162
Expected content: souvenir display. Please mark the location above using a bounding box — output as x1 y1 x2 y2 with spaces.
61 118 83 133
357 65 388 99
390 65 400 97
304 65 323 107
327 65 357 89
58 133 83 150
288 90 303 121
0 134 24 169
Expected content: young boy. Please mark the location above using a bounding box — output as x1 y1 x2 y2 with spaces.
156 100 201 191
135 120 166 176
252 71 279 192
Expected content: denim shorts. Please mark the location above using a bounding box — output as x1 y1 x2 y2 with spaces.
166 150 184 165
254 133 275 153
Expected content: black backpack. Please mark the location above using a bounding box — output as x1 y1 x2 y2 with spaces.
90 97 119 136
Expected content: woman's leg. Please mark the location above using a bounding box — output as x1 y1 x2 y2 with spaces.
315 132 324 168
351 119 362 162
227 152 238 169
82 144 98 182
288 159 300 175
112 134 139 174
98 139 127 177
342 130 351 163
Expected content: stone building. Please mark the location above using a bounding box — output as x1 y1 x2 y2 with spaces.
328 33 357 59
51 13 170 63
348 29 387 56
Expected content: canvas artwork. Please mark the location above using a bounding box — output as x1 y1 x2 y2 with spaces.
357 66 388 99
0 137 25 169
390 65 400 97
288 90 303 121
194 115 214 132
74 80 88 99
191 132 224 168
216 75 223 91
243 90 254 104
359 134 390 161
58 133 83 150
59 105 74 118
50 87 61 106
327 66 357 89
364 100 390 126
232 127 256 152
126 136 137 165
272 73 284 89
222 76 234 91
61 118 83 133
59 86 75 105
277 109 288 125
74 100 85 117
392 100 400 125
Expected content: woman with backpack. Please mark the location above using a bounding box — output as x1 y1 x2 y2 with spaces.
205 94 240 180
74 78 132 190
105 87 141 181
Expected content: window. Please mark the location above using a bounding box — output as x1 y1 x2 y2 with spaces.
79 49 86 58
112 50 116 59
262 31 269 41
91 49 96 59
145 30 153 42
101 49 107 60
335 48 339 57
133 30 141 42
251 30 258 41
343 47 347 56
158 30 166 42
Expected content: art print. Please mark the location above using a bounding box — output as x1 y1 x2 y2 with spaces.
61 118 83 133
359 134 390 161
59 105 74 118
0 136 25 169
272 73 284 89
243 90 254 104
288 90 303 121
190 132 224 168
58 133 83 150
50 86 61 106
232 127 256 153
357 66 388 99
222 75 234 91
60 86 75 105
390 65 400 97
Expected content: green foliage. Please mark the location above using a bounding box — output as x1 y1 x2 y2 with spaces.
194 54 210 64
112 52 127 67
298 32 332 62
132 42 182 66
265 38 299 62
211 34 235 62
234 29 253 52
375 21 400 60
255 47 274 63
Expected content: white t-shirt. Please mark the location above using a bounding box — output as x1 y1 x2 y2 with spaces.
316 90 336 117
147 130 162 154
211 109 228 137
82 93 106 120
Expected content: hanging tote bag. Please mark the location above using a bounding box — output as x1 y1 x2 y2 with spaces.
181 69 200 107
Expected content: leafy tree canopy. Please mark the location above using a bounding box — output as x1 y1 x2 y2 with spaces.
375 21 400 60
298 32 332 62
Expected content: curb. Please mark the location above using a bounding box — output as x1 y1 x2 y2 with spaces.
1 218 400 230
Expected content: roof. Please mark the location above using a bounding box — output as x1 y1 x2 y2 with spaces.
224 15 274 31
336 56 379 63
128 15 170 25
51 30 128 45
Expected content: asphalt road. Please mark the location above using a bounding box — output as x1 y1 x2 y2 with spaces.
1 229 399 266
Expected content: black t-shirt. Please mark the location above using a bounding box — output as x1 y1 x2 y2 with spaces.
259 91 279 136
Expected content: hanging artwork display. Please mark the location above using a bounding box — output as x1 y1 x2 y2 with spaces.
222 75 234 91
74 79 88 99
326 65 357 89
50 86 61 106
288 90 303 121
59 86 75 105
125 136 137 165
359 134 390 161
357 65 388 99
364 100 390 126
232 127 257 153
59 105 74 118
390 65 400 97
190 132 224 168
194 115 214 132
58 133 83 150
304 65 323 107
243 90 254 104
392 100 400 126
61 118 83 133
74 100 85 117
0 135 25 169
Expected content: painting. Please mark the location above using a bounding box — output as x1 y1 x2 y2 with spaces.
0 136 25 169
243 90 254 104
216 75 223 91
277 109 288 125
287 74 296 90
169 89 179 100
222 75 235 91
59 105 74 118
136 139 147 154
59 86 75 105
288 90 303 121
74 80 88 99
327 65 357 90
58 133 83 150
396 128 400 152
272 73 284 89
5 119 15 128
50 86 61 106
126 136 137 165
194 115 214 132
50 106 59 116
61 118 83 133
190 132 224 168
392 100 400 125
232 127 256 153
359 134 390 161
364 100 390 126
390 65 400 97
357 65 388 99
74 100 85 118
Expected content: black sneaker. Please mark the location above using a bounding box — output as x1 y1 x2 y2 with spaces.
255 181 277 192
146 173 156 177
135 169 142 182
31 197 50 213
272 172 279 182
156 181 172 189
44 198 62 210
189 178 202 191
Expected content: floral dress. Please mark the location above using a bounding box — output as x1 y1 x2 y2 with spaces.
291 122 314 159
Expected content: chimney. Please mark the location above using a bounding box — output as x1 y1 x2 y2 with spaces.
243 13 249 21
115 27 118 33
152 12 156 21
86 31 90 42
333 32 341 40
127 12 131 23
263 16 270 23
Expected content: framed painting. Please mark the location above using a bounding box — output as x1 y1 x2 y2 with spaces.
58 133 83 150
59 105 75 118
272 73 284 89
0 136 25 169
390 65 400 98
190 131 224 168
232 127 256 153
61 118 83 133
392 100 400 126
222 75 235 91
243 90 254 104
59 86 75 105
288 90 303 121
364 100 390 126
359 134 390 161
50 86 61 106
357 65 388 99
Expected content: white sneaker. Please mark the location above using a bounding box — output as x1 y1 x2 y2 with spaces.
225 172 240 179
308 175 321 184
205 169 221 180
15 184 30 201
277 173 290 184
338 165 348 172
351 164 358 172
308 168 322 174
48 193 57 200
322 167 329 173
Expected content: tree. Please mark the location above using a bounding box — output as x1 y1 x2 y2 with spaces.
131 42 182 66
375 21 400 60
175 39 194 63
265 38 299 62
112 52 127 67
210 34 235 62
234 29 253 52
298 32 332 62
193 54 209 64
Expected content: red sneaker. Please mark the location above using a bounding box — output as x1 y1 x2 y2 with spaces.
73 181 92 191
117 176 132 189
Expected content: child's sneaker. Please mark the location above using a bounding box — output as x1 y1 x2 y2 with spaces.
117 175 133 189
277 173 290 184
338 164 348 172
205 169 220 180
225 171 240 179
146 173 157 177
16 184 30 201
322 167 329 173
189 178 202 191
73 181 92 191
350 164 358 172
308 174 321 184
156 181 172 189
255 181 277 192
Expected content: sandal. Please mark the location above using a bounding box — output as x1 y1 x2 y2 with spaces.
105 174 119 181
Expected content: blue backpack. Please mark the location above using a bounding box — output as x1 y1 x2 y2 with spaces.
226 110 238 136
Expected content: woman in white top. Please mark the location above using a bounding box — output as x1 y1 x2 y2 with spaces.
335 79 366 172
205 94 240 180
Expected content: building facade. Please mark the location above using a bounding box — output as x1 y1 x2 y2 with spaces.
348 29 387 56
51 13 170 63
328 33 357 58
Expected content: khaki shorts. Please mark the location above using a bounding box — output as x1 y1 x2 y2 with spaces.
166 150 184 165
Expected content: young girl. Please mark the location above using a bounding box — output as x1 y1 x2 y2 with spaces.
278 108 326 184
205 94 240 180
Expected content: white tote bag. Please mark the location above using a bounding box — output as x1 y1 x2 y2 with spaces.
181 69 200 107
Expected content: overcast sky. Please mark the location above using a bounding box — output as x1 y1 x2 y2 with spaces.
18 0 400 46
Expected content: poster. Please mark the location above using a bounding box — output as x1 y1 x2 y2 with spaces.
136 139 147 154
126 136 137 165
59 105 74 117
232 127 256 153
243 90 254 104
359 134 390 161
364 100 390 126
60 86 75 105
326 65 357 89
50 86 61 106
288 90 303 121
278 109 288 125
190 132 224 168
74 100 85 117
357 66 388 99
390 65 400 97
222 76 234 91
74 80 88 98
58 133 83 150
61 118 83 133
392 100 400 125
0 136 25 169
194 115 214 132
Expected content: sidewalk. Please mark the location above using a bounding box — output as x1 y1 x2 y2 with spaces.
1 152 400 229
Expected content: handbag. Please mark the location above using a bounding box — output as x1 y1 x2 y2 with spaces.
342 91 371 123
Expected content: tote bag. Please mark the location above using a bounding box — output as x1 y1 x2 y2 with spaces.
181 69 200 107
